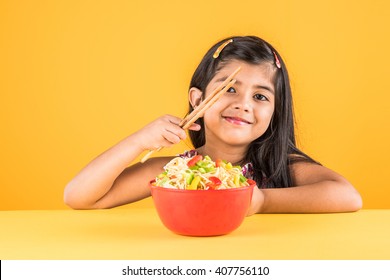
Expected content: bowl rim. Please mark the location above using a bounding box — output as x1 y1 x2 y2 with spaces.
149 181 255 193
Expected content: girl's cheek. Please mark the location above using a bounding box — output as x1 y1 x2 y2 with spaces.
205 100 225 115
257 103 274 116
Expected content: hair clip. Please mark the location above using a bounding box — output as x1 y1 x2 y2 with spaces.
213 39 233 59
273 51 281 69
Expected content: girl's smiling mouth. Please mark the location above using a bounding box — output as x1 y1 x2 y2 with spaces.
223 116 253 125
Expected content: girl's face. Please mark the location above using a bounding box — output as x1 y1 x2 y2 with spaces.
198 60 276 148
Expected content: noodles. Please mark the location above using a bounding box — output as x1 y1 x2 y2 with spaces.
152 155 251 190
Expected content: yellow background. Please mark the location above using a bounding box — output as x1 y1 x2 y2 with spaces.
0 0 389 210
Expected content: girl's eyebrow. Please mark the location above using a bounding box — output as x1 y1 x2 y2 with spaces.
215 77 275 94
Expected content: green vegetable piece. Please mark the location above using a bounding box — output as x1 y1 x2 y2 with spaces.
204 155 212 161
198 167 206 173
185 173 194 185
204 167 215 173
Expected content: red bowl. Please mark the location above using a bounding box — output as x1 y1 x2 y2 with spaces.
150 182 255 236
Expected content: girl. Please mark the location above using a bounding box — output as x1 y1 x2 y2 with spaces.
64 36 362 214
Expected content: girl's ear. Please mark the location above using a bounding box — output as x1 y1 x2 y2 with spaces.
188 87 203 108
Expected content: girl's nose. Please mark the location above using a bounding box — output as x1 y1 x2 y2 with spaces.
232 95 251 112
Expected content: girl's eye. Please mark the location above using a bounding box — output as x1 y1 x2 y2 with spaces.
226 87 236 93
254 94 268 101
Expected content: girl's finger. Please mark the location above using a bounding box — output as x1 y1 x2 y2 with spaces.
164 114 183 126
162 129 183 144
188 123 201 131
164 121 187 140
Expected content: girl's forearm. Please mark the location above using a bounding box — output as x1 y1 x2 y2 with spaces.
259 180 362 213
64 134 145 209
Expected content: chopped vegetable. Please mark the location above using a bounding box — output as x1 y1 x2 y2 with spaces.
188 175 201 190
187 155 203 167
152 154 252 190
205 176 221 189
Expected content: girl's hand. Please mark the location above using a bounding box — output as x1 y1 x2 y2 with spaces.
247 186 264 216
133 114 201 151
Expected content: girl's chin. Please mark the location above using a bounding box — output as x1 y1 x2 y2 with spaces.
216 135 253 147
221 132 265 146
205 124 264 145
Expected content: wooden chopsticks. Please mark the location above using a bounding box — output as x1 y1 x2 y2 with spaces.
140 66 241 163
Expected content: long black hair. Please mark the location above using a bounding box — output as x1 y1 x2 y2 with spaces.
188 36 319 188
